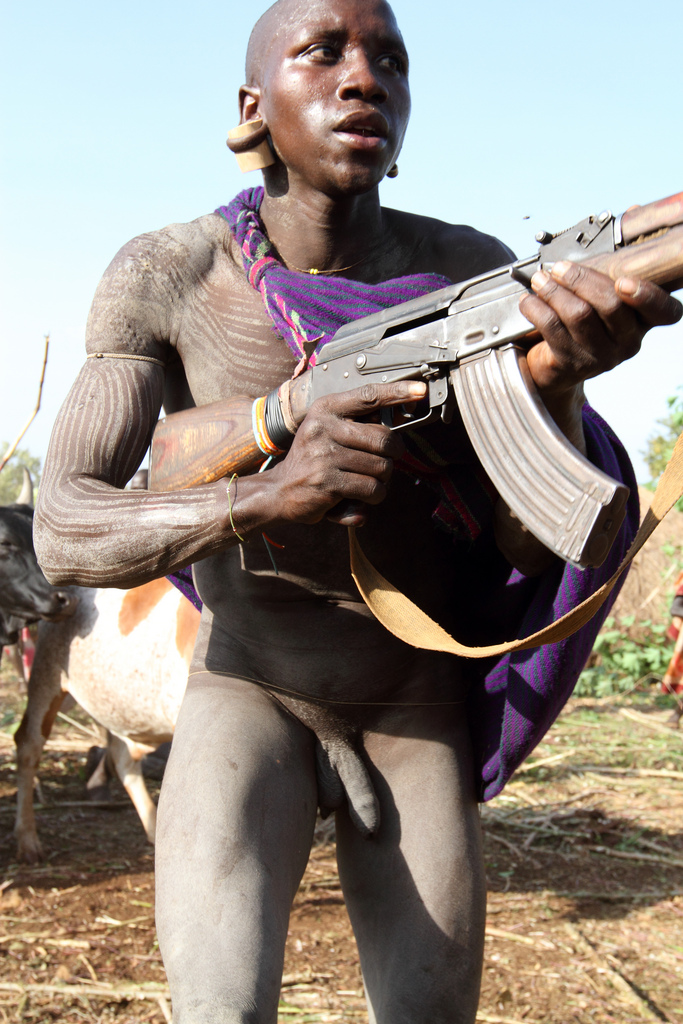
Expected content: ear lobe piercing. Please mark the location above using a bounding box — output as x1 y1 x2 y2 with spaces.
227 117 275 172
386 164 399 178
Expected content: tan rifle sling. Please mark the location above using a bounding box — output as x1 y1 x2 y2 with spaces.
349 431 683 658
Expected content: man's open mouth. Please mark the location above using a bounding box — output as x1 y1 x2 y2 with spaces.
352 127 380 137
334 111 389 143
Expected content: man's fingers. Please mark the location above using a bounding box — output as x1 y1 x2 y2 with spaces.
299 410 404 461
520 257 683 398
334 417 405 460
324 467 390 507
535 262 639 353
615 276 683 326
519 288 611 381
326 500 368 526
324 380 427 420
273 382 425 526
332 446 395 483
544 260 682 330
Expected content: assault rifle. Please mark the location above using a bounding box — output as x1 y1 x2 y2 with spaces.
149 192 683 568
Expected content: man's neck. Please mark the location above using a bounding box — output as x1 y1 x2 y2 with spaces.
259 179 386 274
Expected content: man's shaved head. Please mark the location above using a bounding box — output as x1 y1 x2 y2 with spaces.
245 0 289 86
245 0 402 86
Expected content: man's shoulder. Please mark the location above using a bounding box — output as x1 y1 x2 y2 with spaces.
85 213 230 358
383 207 514 282
111 212 228 278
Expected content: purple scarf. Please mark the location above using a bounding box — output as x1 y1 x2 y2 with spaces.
215 186 452 372
469 406 638 799
170 188 639 801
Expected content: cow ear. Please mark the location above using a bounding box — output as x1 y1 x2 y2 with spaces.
15 467 33 508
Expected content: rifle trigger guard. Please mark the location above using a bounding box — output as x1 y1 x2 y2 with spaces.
613 212 624 247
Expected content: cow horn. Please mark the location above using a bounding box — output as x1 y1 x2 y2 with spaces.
16 467 33 507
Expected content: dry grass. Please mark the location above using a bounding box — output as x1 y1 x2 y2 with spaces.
2 667 683 1022
610 488 683 637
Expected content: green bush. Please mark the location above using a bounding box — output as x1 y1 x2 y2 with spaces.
642 389 683 512
575 616 673 697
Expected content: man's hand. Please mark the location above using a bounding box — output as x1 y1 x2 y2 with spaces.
520 261 682 397
266 381 427 527
493 265 682 575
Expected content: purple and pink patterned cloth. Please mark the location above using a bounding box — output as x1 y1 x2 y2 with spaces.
170 186 639 802
216 186 453 374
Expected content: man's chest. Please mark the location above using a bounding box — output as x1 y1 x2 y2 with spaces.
175 255 298 405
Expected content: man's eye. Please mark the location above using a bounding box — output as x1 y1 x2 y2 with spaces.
379 54 405 74
304 44 338 62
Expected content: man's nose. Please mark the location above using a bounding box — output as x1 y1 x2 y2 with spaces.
338 52 388 103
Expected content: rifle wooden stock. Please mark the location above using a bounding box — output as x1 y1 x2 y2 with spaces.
149 396 264 492
148 194 683 514
587 222 683 290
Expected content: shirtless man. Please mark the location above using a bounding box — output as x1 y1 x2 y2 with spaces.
34 0 681 1021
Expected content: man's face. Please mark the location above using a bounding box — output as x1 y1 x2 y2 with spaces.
251 0 410 196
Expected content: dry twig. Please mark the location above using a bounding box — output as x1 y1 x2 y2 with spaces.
0 336 49 473
0 980 170 1003
0 933 90 949
588 844 683 869
514 749 576 773
618 707 683 738
0 800 131 815
55 710 102 741
476 1014 540 1024
485 925 554 949
563 922 663 1021
486 833 525 859
575 764 683 781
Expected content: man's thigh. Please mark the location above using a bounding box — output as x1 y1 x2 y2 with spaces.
336 705 485 1024
155 672 319 1024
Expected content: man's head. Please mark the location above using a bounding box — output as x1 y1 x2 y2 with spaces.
238 0 410 197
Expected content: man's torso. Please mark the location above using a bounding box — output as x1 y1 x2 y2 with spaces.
89 206 514 702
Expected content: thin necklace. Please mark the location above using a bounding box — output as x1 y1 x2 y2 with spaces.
270 237 377 276
283 251 371 276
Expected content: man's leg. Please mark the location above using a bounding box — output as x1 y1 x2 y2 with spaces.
155 673 318 1024
335 705 485 1024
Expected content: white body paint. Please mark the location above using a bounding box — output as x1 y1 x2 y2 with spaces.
14 579 200 863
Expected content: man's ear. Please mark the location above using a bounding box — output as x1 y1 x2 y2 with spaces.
238 86 261 124
229 85 274 172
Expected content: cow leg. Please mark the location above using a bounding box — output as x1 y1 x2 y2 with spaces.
4 643 27 690
14 658 68 864
60 692 77 714
85 739 114 802
107 733 158 842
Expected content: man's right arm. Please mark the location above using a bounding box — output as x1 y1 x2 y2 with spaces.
35 231 419 589
34 354 241 588
33 228 248 587
35 357 420 588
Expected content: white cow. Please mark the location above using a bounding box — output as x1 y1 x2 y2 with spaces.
14 577 200 863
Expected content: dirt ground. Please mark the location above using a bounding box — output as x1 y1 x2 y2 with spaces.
2 668 683 1024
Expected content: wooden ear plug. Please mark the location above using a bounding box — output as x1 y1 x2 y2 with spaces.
226 117 275 172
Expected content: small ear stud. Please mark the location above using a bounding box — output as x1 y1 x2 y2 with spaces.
226 117 275 172
386 164 399 178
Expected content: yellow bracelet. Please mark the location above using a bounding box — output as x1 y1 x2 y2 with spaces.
227 473 245 542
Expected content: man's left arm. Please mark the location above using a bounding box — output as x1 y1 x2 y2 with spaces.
435 226 682 574
505 262 681 572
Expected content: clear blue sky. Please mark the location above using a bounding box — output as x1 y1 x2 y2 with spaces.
1 0 681 480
